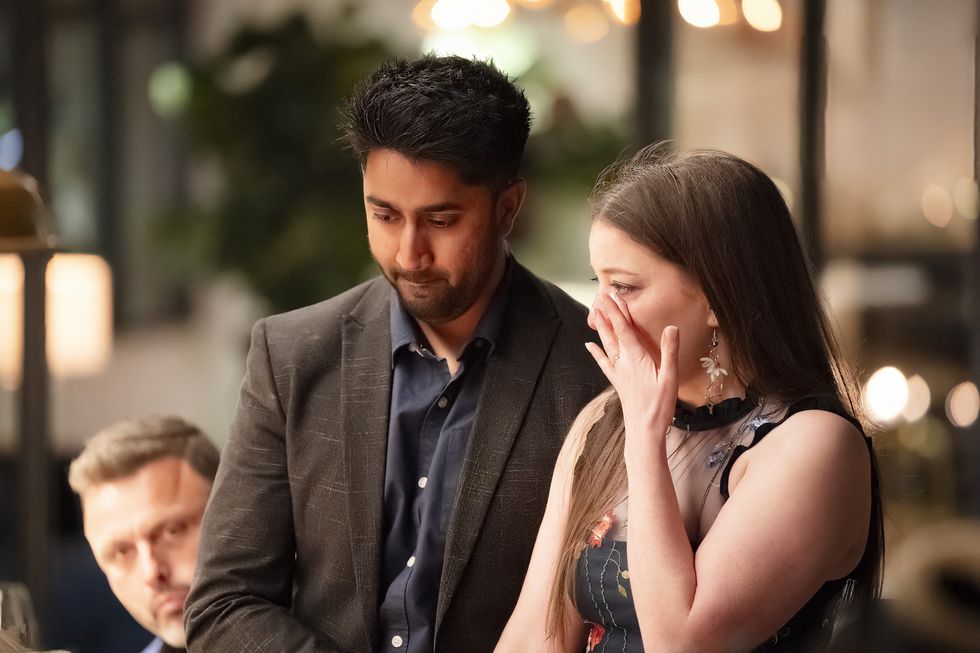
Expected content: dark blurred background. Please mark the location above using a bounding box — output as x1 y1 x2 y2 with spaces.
1 0 979 650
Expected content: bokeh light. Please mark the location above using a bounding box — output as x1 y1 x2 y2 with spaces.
431 0 472 31
679 0 721 28
742 0 782 31
717 0 738 25
605 0 641 25
946 382 980 428
565 5 610 43
953 177 979 220
422 25 537 77
218 49 276 95
921 183 954 228
901 374 931 422
864 366 909 423
0 128 24 171
412 0 439 30
471 0 512 28
897 418 949 459
148 63 192 120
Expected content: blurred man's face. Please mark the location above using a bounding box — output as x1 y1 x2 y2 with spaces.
82 457 211 648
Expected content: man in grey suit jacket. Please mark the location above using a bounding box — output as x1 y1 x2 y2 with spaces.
185 55 607 653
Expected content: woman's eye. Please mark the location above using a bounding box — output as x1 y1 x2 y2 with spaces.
591 276 635 295
611 283 636 296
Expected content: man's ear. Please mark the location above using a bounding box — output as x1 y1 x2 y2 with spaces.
495 178 527 238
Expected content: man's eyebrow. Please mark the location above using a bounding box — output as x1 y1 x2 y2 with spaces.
99 537 130 555
365 196 465 215
417 203 464 214
366 195 396 209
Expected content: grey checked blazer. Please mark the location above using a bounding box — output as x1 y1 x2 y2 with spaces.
185 261 607 652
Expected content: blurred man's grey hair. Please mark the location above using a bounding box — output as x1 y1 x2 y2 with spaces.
68 415 219 495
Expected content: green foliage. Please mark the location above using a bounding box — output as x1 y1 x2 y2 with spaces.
163 9 631 309
165 12 398 312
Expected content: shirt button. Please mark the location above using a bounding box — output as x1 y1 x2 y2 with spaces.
407 556 416 567
418 476 428 489
391 635 404 648
437 396 448 408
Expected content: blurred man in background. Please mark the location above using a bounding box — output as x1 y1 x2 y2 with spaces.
69 416 218 653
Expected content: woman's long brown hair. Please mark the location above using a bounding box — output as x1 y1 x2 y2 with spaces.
546 145 884 642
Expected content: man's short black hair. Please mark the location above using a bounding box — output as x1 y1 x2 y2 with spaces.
342 54 531 189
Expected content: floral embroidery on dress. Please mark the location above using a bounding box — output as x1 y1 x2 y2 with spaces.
586 622 605 652
588 511 614 548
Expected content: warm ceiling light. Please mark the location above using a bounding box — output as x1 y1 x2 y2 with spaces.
716 0 738 24
678 0 721 28
864 366 909 423
471 0 512 28
947 382 980 428
565 5 610 43
605 0 641 25
921 183 954 228
742 0 782 31
431 0 472 31
412 0 439 30
902 374 931 422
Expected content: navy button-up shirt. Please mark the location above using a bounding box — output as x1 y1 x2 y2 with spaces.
377 262 511 653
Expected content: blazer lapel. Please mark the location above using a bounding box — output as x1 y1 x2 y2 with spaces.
435 265 560 629
341 280 392 647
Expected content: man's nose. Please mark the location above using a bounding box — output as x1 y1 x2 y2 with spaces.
137 542 170 587
395 221 432 271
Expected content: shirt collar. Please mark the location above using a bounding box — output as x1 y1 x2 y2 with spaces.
389 256 513 367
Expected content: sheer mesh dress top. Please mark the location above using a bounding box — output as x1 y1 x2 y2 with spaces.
574 394 875 653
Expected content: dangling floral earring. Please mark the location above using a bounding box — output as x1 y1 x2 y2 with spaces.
700 328 728 414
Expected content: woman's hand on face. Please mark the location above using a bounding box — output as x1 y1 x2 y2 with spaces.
586 291 679 440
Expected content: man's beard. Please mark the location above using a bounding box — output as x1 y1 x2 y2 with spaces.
378 239 501 324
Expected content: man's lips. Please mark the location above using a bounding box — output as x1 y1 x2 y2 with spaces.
153 589 188 616
397 274 443 284
391 267 447 285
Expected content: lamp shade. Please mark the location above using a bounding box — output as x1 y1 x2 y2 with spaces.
0 169 55 253
0 170 112 386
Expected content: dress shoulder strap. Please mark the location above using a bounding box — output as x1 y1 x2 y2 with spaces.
719 396 863 499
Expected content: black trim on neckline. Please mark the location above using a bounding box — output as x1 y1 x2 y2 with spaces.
673 392 758 431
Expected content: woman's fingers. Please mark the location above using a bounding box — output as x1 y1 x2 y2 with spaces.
657 326 680 418
585 342 616 382
590 304 620 364
595 292 643 354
